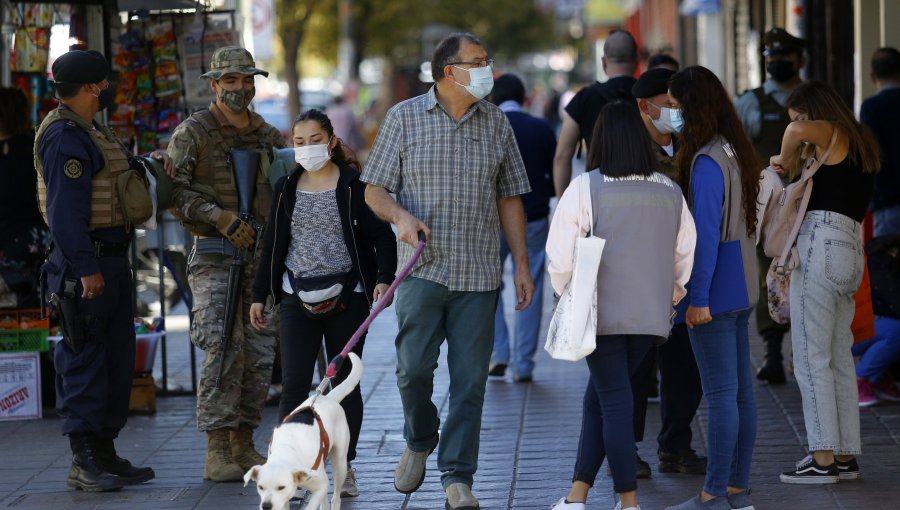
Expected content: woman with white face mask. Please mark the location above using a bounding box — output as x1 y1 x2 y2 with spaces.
249 109 397 498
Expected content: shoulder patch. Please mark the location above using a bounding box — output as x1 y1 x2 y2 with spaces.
64 159 83 179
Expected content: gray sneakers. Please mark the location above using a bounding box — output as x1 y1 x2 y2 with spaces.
340 464 359 497
394 444 435 493
726 491 754 510
445 482 479 510
665 495 731 510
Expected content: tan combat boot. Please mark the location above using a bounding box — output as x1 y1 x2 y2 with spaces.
230 424 266 471
203 429 244 482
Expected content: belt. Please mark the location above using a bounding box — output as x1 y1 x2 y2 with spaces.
93 240 130 258
194 236 237 257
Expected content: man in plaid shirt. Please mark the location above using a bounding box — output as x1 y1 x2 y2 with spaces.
363 32 534 510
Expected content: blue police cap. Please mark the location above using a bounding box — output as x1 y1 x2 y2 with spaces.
51 50 109 84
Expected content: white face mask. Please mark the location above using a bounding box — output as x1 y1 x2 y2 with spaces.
294 142 331 171
645 101 678 134
454 65 494 100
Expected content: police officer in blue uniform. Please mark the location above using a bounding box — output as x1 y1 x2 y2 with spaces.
35 50 171 492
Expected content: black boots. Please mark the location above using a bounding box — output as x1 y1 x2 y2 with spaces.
757 331 787 384
92 436 155 485
67 434 124 492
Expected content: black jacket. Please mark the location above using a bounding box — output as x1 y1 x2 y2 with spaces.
252 162 397 306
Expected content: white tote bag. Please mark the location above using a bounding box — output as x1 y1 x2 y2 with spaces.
544 174 606 361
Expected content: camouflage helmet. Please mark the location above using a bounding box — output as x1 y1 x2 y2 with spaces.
200 46 269 80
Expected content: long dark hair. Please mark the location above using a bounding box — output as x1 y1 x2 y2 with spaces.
669 66 760 237
785 80 880 175
586 101 657 177
291 109 361 171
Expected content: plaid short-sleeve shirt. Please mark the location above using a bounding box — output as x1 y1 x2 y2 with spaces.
361 87 531 291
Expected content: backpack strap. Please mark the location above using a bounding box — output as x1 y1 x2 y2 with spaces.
775 126 840 272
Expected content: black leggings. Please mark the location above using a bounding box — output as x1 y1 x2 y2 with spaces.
278 290 369 461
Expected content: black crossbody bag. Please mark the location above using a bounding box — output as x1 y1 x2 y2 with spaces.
287 270 359 319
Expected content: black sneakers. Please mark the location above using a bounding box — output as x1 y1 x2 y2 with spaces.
780 455 839 484
658 450 707 475
488 363 506 378
836 457 860 480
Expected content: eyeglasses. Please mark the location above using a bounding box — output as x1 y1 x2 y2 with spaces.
450 59 494 68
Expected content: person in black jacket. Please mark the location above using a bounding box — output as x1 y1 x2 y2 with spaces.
250 109 397 498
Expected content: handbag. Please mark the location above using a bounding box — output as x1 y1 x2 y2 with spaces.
760 129 839 324
288 270 358 319
544 173 606 361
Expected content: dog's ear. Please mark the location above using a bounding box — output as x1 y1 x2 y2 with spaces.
243 465 261 486
292 470 310 485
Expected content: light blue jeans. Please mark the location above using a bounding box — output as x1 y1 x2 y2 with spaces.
491 217 548 378
791 210 863 455
687 308 756 496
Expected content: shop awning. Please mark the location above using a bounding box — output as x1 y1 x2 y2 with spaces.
117 0 200 11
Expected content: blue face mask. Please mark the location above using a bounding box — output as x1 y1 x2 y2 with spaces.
670 107 685 133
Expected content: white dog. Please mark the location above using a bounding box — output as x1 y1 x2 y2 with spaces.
244 352 363 510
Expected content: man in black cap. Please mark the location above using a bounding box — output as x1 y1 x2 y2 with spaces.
627 68 707 476
35 49 170 492
735 27 807 385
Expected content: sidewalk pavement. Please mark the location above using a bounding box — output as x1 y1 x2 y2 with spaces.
2 266 900 509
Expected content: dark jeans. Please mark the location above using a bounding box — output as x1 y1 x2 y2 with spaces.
574 334 655 494
657 323 703 454
278 290 369 461
54 255 135 437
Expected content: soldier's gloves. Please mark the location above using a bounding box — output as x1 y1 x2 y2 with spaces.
215 210 256 249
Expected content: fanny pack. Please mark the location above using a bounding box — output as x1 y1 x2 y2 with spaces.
287 270 358 318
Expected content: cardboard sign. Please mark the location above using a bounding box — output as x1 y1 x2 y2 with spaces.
0 352 42 421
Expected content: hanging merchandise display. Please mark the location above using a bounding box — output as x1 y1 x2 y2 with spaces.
4 2 77 127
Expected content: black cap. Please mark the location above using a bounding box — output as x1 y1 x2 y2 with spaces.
51 50 109 84
762 28 806 56
632 68 675 99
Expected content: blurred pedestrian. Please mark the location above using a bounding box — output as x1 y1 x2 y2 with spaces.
648 53 680 72
554 30 638 196
736 28 807 384
547 101 695 510
0 86 49 308
665 66 760 510
250 109 396 498
487 74 556 383
167 46 285 482
36 50 166 492
631 69 707 477
860 47 900 237
362 32 534 510
326 95 364 153
773 80 880 484
854 317 900 406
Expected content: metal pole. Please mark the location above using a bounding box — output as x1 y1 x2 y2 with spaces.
158 218 167 393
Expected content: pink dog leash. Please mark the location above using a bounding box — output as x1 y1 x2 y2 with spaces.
314 233 426 395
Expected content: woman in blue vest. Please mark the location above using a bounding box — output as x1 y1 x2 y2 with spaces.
664 66 760 510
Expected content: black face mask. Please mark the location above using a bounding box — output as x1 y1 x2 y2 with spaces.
97 87 116 112
766 60 797 83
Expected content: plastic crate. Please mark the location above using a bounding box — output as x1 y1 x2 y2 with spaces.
0 309 49 330
0 329 50 353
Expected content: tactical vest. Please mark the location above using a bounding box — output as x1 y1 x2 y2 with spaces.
750 87 791 169
34 108 135 230
173 109 273 236
656 145 679 182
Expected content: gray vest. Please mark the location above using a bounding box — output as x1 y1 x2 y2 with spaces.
588 171 685 339
688 136 760 310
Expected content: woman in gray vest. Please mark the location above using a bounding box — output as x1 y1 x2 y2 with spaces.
547 101 696 510
664 66 760 510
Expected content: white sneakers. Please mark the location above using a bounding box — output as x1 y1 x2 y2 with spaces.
550 497 640 510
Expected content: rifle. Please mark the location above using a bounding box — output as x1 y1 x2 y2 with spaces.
215 149 262 389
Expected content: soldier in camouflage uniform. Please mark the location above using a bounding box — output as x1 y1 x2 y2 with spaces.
166 46 285 482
